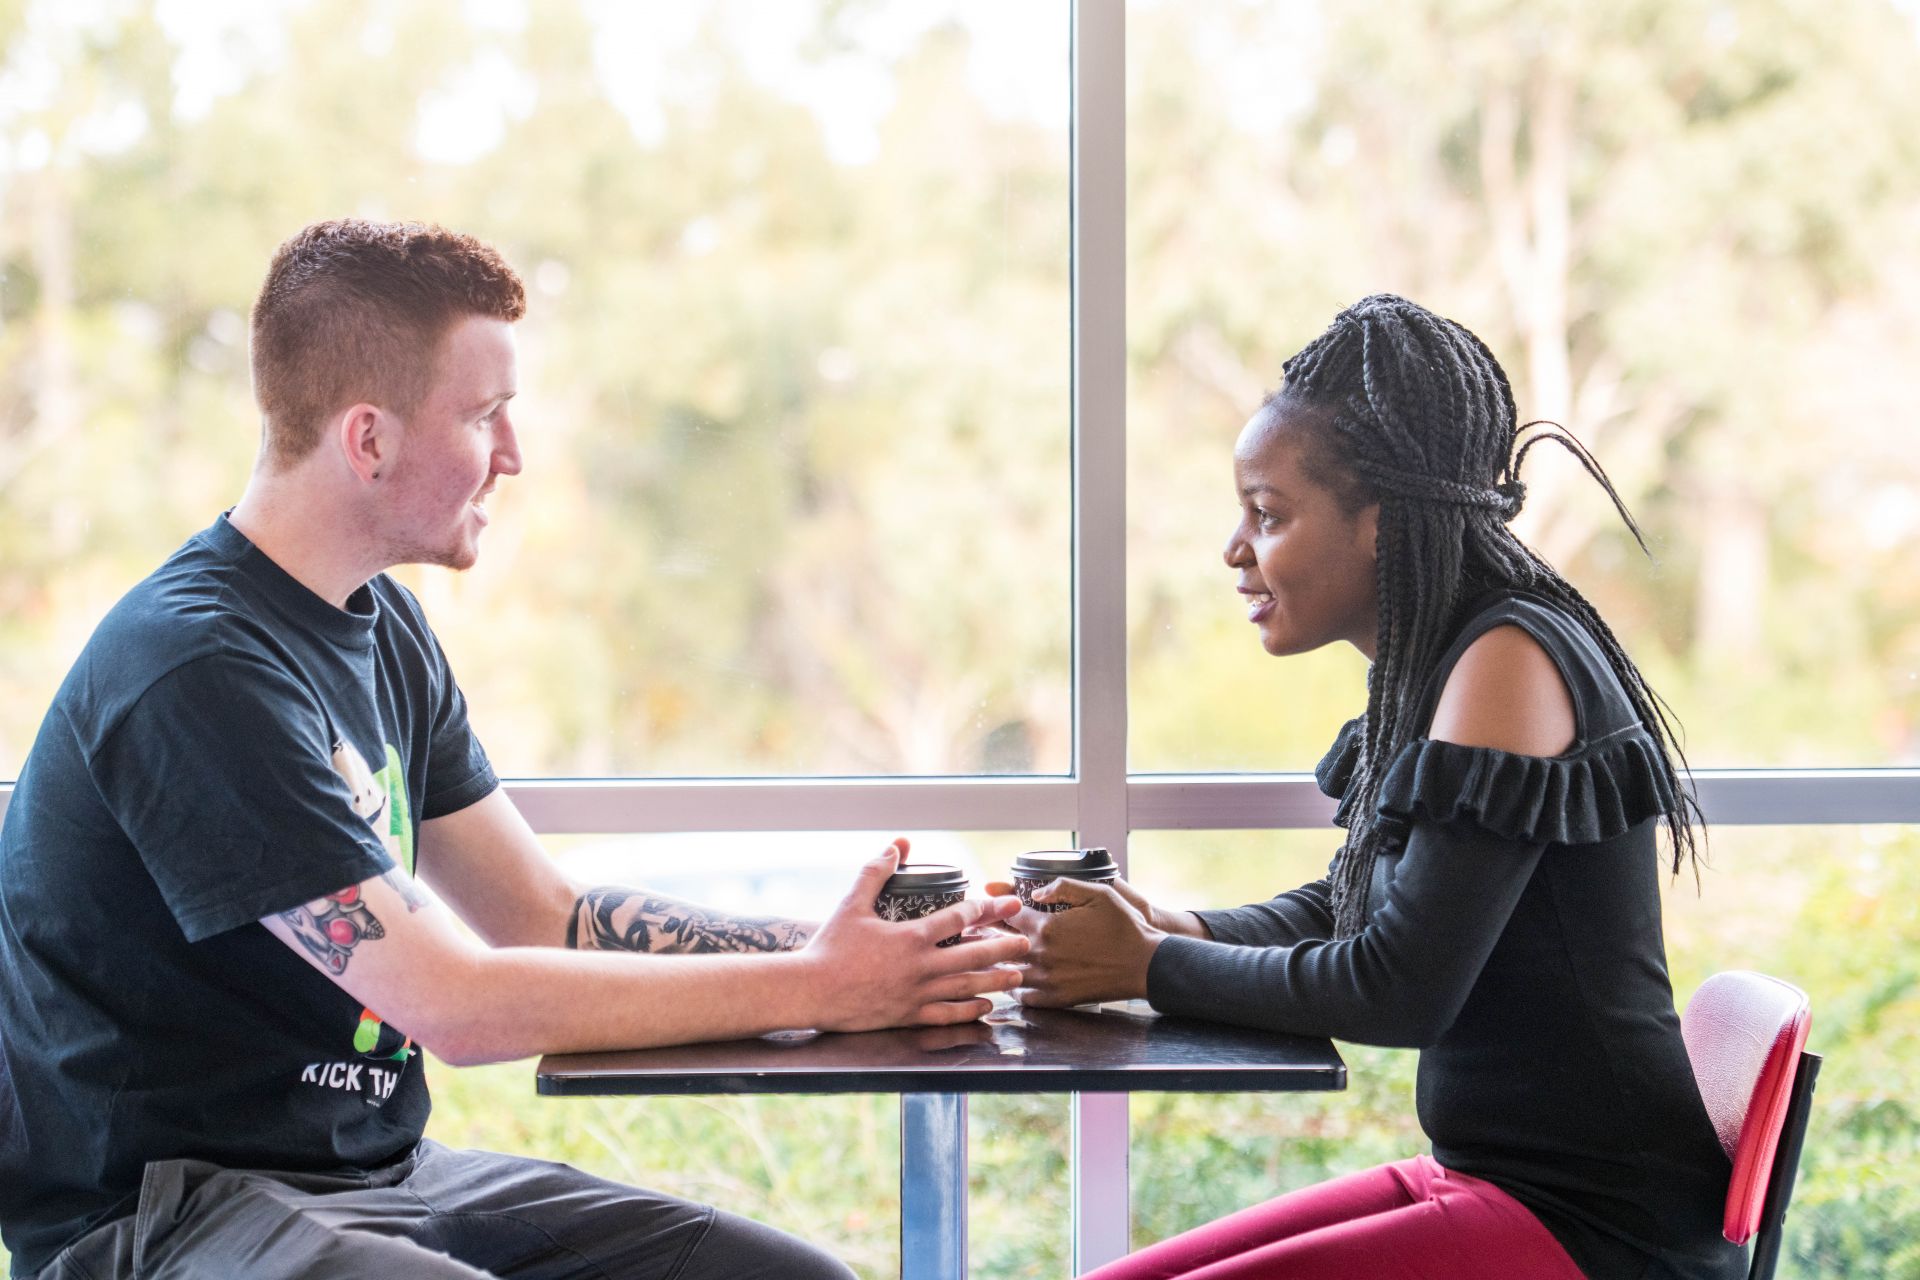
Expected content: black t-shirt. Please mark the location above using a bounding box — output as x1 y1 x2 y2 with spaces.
0 514 497 1275
1147 592 1744 1280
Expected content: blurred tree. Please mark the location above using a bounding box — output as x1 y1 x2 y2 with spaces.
0 0 1072 777
1126 0 1920 769
3 1 1919 1275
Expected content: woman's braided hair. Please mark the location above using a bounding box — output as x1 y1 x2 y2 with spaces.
1273 294 1702 939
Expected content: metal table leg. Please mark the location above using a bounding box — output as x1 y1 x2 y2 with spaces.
1072 1091 1130 1272
900 1092 967 1280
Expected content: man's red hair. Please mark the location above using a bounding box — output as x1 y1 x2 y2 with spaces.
250 219 526 466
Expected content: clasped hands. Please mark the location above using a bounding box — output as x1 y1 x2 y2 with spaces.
806 840 1175 1029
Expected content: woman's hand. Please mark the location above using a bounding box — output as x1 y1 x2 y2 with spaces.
995 878 1169 1008
983 876 1210 941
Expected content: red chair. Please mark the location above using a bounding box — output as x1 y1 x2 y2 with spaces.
1680 971 1822 1280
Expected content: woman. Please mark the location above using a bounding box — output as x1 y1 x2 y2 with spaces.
1005 296 1741 1279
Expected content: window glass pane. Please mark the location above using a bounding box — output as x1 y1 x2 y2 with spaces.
0 0 1071 780
428 1073 1071 1280
969 1094 1070 1279
1126 0 1920 768
1126 826 1920 1275
1124 829 1422 1245
547 827 1067 921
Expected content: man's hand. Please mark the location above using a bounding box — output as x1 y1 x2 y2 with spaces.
801 844 1028 1031
996 877 1168 1008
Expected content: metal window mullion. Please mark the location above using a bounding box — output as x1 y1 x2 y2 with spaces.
1069 0 1131 1274
6 772 1918 833
1121 770 1920 830
499 777 1079 834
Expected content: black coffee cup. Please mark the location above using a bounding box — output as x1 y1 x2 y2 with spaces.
1011 848 1118 913
874 863 969 946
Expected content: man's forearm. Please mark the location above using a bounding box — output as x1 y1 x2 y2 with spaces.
294 854 1027 1066
428 944 824 1064
566 886 814 953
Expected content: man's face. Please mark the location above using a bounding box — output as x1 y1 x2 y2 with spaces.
383 315 520 571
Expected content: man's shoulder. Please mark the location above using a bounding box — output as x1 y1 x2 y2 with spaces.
63 529 281 727
90 538 253 667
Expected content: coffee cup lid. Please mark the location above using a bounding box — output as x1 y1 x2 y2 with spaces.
1012 848 1117 880
881 863 969 895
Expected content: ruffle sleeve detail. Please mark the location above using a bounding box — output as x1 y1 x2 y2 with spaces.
1315 717 1364 800
1371 728 1680 848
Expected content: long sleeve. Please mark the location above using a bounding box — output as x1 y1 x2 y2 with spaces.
1189 595 1744 1280
1194 877 1336 947
1146 819 1545 1048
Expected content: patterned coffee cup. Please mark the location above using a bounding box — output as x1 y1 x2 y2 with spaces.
1011 848 1118 913
874 863 969 946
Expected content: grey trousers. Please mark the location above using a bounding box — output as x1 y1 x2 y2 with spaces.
36 1139 854 1280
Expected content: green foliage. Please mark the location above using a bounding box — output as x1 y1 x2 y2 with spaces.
421 1063 909 1276
1123 0 1920 771
1758 829 1920 1277
411 830 1917 1278
0 0 1072 778
5 0 1920 1276
1128 1045 1424 1247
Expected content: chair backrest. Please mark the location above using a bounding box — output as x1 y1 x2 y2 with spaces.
1680 971 1813 1248
1746 1049 1820 1280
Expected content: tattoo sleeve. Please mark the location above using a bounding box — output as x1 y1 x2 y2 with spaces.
566 887 809 954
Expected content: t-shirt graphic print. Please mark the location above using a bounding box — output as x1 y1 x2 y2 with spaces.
284 738 420 1065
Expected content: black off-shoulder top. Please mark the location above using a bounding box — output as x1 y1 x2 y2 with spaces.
1146 591 1744 1280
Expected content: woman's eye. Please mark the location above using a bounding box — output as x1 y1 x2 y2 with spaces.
1254 507 1282 529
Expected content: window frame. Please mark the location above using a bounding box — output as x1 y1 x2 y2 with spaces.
4 0 1919 1270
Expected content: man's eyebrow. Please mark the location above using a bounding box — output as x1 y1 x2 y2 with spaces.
1239 482 1284 500
465 389 517 415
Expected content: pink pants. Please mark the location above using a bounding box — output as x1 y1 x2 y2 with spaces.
1081 1156 1587 1280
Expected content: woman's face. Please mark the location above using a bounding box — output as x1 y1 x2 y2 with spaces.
1223 403 1381 660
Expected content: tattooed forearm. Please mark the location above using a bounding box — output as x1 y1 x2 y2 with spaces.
280 885 385 975
566 887 810 954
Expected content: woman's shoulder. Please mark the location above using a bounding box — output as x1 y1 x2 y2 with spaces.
1374 589 1676 847
1314 590 1615 803
1428 622 1578 757
1426 589 1641 742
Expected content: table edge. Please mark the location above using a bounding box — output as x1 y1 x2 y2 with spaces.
535 1063 1349 1097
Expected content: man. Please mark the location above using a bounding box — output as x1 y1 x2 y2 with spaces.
0 219 1026 1279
